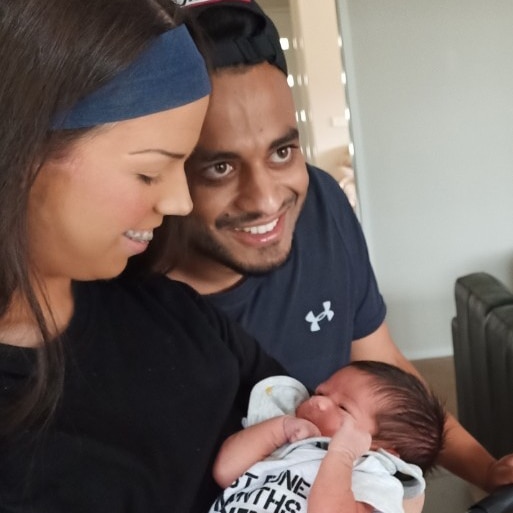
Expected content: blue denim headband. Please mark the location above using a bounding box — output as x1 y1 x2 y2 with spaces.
51 25 211 130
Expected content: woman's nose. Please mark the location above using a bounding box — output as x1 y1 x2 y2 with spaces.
155 169 193 216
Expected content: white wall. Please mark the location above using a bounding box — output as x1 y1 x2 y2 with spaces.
337 0 513 359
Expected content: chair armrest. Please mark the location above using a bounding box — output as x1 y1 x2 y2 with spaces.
467 485 513 512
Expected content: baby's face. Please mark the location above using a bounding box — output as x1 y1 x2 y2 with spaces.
295 366 378 437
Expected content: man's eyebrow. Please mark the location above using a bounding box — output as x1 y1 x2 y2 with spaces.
189 147 239 162
269 128 300 151
191 128 301 162
129 149 185 159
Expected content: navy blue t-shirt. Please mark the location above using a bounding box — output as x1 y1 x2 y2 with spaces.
206 165 386 390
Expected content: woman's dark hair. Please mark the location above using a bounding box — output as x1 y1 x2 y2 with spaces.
350 360 447 473
0 0 186 437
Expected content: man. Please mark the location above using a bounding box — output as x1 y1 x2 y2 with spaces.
166 0 385 392
158 0 513 492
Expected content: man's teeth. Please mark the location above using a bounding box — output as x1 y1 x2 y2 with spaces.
237 219 278 235
125 230 153 243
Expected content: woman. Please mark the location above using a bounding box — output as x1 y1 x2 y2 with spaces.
0 1 283 511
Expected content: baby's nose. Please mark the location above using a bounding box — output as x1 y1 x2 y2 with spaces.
310 395 335 411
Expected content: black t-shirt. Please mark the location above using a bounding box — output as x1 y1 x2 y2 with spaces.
0 275 283 513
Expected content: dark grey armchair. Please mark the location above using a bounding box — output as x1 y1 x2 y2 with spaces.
452 272 513 512
467 485 513 512
452 272 513 459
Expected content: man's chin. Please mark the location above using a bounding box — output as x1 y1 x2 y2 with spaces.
237 263 284 276
194 236 292 276
225 252 291 276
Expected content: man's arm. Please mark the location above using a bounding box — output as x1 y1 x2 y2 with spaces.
212 415 320 488
351 321 513 492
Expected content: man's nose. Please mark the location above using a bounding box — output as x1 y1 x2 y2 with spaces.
235 166 282 215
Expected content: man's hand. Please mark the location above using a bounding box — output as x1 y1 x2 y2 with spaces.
484 454 513 491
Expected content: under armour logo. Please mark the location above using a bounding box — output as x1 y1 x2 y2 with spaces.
305 301 334 332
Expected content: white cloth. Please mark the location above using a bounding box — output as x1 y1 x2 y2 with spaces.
209 439 424 513
351 449 425 512
212 376 425 513
242 375 310 428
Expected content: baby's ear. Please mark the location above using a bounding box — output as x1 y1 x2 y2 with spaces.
371 441 400 457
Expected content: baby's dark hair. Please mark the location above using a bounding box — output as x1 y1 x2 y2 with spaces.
350 360 446 473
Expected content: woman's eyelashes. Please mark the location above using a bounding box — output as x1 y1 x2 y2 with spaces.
137 173 160 185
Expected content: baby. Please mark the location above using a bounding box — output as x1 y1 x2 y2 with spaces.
210 360 446 513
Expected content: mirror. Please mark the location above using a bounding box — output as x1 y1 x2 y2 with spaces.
259 0 358 211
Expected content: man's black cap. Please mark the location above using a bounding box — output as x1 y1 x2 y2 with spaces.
181 0 288 75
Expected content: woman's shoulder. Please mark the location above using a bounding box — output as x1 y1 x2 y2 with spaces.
71 274 209 330
83 273 199 301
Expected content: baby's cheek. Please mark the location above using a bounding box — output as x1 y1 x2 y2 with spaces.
316 417 343 437
295 401 312 421
296 401 340 437
296 401 321 426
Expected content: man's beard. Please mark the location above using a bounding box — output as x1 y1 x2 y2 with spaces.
188 220 292 276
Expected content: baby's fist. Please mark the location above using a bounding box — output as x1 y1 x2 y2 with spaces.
283 416 321 443
329 412 371 460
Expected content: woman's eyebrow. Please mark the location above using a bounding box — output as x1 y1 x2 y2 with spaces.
129 148 185 159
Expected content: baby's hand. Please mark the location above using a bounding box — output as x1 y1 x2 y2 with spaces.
329 412 371 461
283 416 321 443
